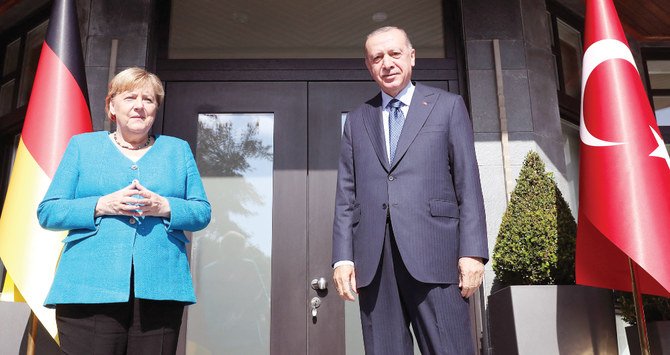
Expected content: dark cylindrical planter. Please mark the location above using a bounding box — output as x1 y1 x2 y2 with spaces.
488 285 618 355
625 321 670 355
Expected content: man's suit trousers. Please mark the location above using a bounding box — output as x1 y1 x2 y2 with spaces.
358 219 475 355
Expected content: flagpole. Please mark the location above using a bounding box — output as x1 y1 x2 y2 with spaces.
629 258 651 355
26 311 38 355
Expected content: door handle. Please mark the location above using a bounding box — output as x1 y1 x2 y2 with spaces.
310 277 327 319
311 277 328 290
310 297 321 317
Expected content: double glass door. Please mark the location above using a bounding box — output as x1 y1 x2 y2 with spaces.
162 81 382 354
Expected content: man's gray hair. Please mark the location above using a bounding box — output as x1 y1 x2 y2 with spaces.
365 26 413 49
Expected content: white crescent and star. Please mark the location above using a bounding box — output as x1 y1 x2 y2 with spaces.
649 126 670 169
580 38 670 169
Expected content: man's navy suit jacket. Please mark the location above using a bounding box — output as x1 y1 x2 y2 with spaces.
332 83 488 288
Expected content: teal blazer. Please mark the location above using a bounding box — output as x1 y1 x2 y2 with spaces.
38 131 211 307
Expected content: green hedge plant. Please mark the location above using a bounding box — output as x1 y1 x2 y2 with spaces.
492 151 577 286
617 293 670 325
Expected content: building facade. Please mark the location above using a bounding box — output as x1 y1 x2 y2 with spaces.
0 0 669 354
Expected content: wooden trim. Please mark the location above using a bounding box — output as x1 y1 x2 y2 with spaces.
0 0 20 16
493 39 512 203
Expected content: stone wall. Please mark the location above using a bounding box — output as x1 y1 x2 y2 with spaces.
461 1 576 353
462 0 569 297
77 0 153 131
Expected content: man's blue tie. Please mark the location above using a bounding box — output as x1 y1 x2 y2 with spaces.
388 99 405 163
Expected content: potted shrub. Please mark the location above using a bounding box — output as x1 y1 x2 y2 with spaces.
487 151 618 354
492 151 576 287
618 293 670 354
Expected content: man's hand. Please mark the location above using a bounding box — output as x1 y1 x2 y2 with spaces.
458 257 484 298
333 264 358 301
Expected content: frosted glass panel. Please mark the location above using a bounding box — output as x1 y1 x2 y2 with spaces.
187 113 274 355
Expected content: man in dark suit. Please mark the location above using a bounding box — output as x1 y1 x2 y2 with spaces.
332 26 488 354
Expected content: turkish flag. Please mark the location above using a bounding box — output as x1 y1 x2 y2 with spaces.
576 0 670 296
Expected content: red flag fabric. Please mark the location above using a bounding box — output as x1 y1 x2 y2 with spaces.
0 0 92 338
576 0 670 296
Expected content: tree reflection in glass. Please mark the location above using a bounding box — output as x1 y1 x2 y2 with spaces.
187 113 273 355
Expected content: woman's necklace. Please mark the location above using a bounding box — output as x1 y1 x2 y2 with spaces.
113 132 152 150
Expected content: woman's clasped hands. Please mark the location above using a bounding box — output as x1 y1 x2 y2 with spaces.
95 180 171 218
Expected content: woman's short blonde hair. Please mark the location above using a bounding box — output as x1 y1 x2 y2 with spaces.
104 67 165 121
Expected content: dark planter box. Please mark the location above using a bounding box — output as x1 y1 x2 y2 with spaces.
625 321 670 355
489 285 618 355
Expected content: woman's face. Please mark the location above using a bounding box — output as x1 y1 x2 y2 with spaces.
109 85 157 135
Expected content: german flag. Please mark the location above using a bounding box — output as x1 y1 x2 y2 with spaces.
0 0 92 338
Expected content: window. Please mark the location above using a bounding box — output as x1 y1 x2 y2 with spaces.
0 38 20 117
555 19 582 100
547 1 583 124
547 2 583 217
643 51 670 141
0 9 49 123
16 20 47 108
0 132 20 285
0 10 49 226
0 10 49 214
561 120 580 215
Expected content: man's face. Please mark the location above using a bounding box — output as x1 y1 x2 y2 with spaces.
365 29 415 97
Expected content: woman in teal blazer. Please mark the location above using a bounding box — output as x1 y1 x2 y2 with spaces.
37 67 211 355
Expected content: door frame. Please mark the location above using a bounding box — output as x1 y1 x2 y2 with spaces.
160 80 469 355
153 1 467 351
